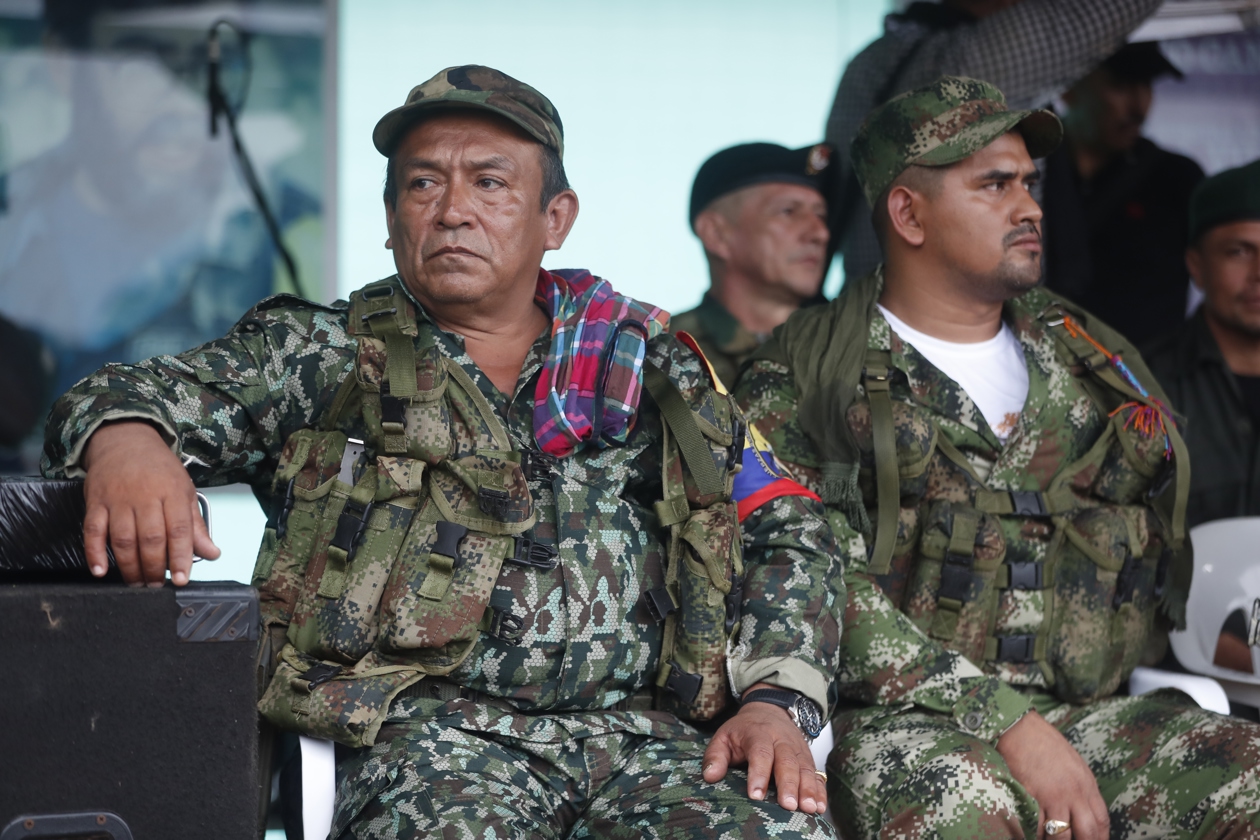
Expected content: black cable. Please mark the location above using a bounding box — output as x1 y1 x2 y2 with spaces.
207 19 303 298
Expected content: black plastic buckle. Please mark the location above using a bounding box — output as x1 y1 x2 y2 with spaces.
994 634 1037 663
362 284 395 300
380 389 407 434
360 307 398 323
301 662 343 690
727 414 747 471
274 477 296 540
664 661 703 704
432 521 468 562
1010 490 1049 517
330 499 373 560
1006 561 1044 590
644 586 676 623
484 608 526 645
939 559 978 603
521 449 558 482
724 575 744 633
478 488 511 518
507 533 559 570
1113 554 1141 608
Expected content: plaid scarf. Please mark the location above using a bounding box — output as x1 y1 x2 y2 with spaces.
533 269 669 458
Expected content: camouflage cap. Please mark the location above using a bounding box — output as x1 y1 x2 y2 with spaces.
372 65 564 159
851 75 1062 206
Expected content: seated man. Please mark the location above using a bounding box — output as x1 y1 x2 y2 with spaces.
42 66 843 839
671 142 834 386
1144 159 1260 528
737 76 1260 840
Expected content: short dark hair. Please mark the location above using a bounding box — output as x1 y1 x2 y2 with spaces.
382 142 569 212
871 164 948 249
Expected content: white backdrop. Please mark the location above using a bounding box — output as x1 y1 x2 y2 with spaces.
336 0 891 310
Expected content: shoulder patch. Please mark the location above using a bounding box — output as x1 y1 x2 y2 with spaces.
732 421 821 521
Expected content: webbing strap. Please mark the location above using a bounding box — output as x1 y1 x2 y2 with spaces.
319 469 378 599
864 351 900 575
442 358 512 451
643 362 724 498
931 507 981 641
358 289 419 400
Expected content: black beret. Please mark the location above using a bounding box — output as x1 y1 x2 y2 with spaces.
1189 158 1260 243
1102 41 1183 83
689 142 836 228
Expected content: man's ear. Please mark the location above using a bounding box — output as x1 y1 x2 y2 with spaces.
1186 246 1204 291
886 185 927 248
693 210 733 262
543 189 580 251
384 197 395 250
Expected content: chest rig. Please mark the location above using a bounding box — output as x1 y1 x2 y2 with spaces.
852 301 1190 704
253 278 745 747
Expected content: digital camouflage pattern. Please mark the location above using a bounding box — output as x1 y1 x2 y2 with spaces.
43 274 844 834
332 695 834 839
850 75 1062 205
827 689 1260 840
372 65 565 158
670 293 766 391
734 275 1260 838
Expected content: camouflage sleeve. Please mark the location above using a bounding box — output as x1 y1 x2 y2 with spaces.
41 296 357 492
736 359 1032 743
731 492 845 718
646 335 843 718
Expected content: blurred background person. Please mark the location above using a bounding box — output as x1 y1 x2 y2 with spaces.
825 0 1163 283
1043 41 1203 346
1145 159 1260 529
673 142 834 386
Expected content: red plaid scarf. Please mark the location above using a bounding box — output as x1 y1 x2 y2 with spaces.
533 269 669 458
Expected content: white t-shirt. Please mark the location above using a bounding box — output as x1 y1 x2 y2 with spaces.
878 305 1030 442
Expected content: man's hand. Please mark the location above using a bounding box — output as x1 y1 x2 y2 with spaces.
702 687 826 814
997 711 1110 840
81 421 219 587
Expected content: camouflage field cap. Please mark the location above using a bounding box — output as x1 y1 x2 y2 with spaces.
851 75 1062 206
372 65 564 159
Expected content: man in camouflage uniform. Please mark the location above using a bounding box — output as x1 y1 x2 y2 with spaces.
736 76 1260 840
43 66 844 838
672 142 835 387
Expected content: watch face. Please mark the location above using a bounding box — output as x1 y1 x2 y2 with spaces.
794 698 824 740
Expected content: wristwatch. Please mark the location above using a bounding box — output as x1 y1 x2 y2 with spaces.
742 688 824 741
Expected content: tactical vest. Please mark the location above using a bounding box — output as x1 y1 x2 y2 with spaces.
252 277 745 747
763 278 1191 706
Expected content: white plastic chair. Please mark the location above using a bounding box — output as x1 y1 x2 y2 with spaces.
1166 517 1260 709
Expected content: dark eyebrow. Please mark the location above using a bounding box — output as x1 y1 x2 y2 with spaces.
977 168 1018 182
399 155 514 172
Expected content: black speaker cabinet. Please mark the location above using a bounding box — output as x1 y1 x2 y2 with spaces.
0 581 261 839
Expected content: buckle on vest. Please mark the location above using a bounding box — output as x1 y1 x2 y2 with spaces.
1006 561 1044 590
484 608 526 645
520 450 558 482
432 521 468 563
274 477 296 540
507 533 559 570
361 307 398 323
994 634 1037 663
1009 490 1049 517
380 389 407 437
664 661 703 704
939 559 979 603
644 586 677 623
727 415 747 471
478 488 511 518
330 499 373 561
1113 554 1141 608
300 662 343 690
724 575 744 633
363 285 395 300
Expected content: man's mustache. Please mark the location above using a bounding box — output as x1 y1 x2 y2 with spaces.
1003 225 1041 248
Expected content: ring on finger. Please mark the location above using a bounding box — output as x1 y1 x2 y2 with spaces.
813 770 828 781
1045 819 1070 836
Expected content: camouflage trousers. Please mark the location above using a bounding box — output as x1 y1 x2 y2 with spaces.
827 689 1260 840
330 700 836 840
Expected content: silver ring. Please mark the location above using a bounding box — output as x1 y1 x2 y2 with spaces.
1045 819 1070 836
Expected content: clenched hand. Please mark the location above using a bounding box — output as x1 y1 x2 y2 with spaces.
82 421 219 586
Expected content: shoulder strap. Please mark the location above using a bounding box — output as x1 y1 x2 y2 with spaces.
862 349 901 575
642 360 724 498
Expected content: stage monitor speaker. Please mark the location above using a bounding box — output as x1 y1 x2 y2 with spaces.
0 581 261 840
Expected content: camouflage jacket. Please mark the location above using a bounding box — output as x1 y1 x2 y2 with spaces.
736 278 1187 742
671 293 766 390
44 277 844 739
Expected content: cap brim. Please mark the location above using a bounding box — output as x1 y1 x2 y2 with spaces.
372 100 550 156
912 108 1063 168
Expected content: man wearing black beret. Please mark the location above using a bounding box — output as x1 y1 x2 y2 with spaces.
1146 158 1260 527
672 142 835 386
